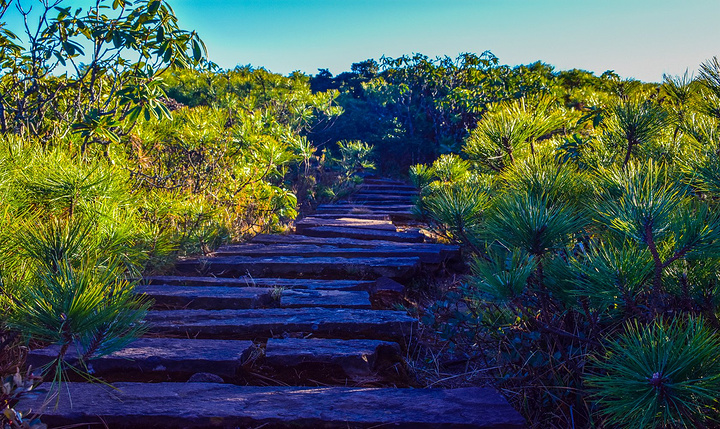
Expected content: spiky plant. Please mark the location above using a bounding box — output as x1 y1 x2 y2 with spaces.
464 96 567 172
586 317 720 429
593 160 720 313
486 192 585 257
603 98 669 166
421 185 489 249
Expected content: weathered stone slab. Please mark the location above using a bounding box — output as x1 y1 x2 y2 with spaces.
142 276 374 291
295 217 397 232
360 184 418 191
137 285 273 309
349 194 416 202
144 308 417 341
361 178 408 185
212 244 446 264
303 212 413 220
264 338 401 377
20 383 525 428
298 226 425 243
316 204 415 212
27 338 253 379
247 236 460 259
280 289 371 309
175 256 421 279
355 189 419 196
346 199 416 207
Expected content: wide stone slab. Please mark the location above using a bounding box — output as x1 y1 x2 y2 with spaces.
295 217 397 232
143 275 374 291
298 226 425 243
144 308 417 341
212 244 446 264
359 184 418 191
27 338 253 379
361 178 408 185
355 189 419 196
316 204 415 212
300 212 410 220
137 285 273 309
349 194 416 202
175 255 421 279
280 289 371 309
264 338 401 378
20 383 525 428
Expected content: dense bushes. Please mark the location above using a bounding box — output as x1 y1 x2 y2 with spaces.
412 58 720 427
0 2 351 421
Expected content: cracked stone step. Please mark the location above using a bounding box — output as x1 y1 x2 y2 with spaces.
143 275 375 291
312 210 415 220
295 217 397 232
298 226 425 243
349 195 416 202
343 199 416 207
20 382 525 428
263 338 401 379
136 285 274 309
212 244 447 264
359 184 418 191
361 178 408 185
280 289 371 308
137 285 370 309
355 189 419 196
176 255 421 279
248 235 460 258
144 308 417 341
302 212 406 220
27 338 254 380
316 204 415 212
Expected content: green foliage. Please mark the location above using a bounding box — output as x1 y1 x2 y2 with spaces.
411 61 720 426
587 317 720 429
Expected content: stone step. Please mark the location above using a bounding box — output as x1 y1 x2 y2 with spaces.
355 189 419 196
212 244 447 264
21 383 525 428
313 209 415 220
360 184 417 191
316 204 415 212
305 212 415 220
176 255 421 279
248 235 459 256
27 338 254 380
295 217 397 232
143 275 374 291
263 338 401 380
350 194 416 202
342 199 416 206
139 285 370 309
298 226 425 243
144 308 417 341
361 178 408 185
280 289 371 309
137 285 273 309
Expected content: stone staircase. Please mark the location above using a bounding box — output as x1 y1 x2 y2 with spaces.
22 178 525 428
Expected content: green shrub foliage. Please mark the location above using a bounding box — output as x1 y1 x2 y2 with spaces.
412 57 720 427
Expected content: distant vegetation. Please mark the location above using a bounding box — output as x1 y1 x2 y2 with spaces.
1 0 719 427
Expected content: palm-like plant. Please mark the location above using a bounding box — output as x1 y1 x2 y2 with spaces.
593 160 720 313
422 185 489 250
487 192 585 257
464 96 567 172
587 317 720 429
604 98 668 166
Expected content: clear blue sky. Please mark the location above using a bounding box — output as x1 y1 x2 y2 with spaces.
4 0 718 82
168 0 719 82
